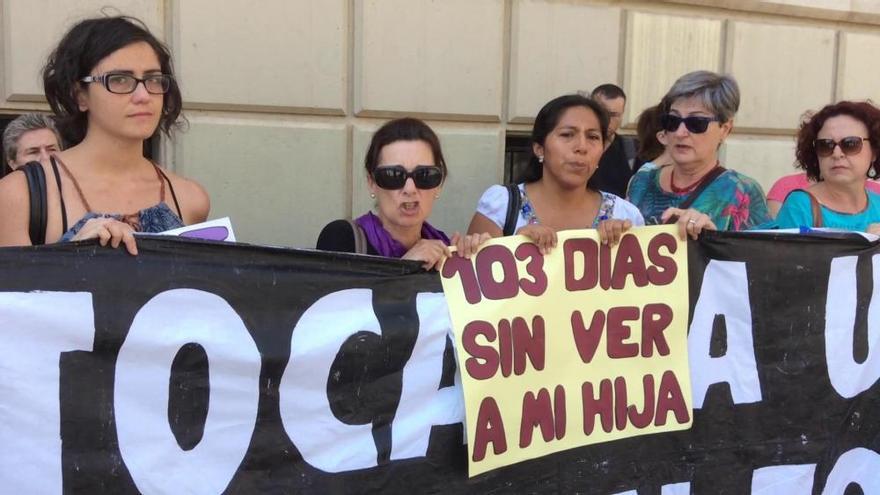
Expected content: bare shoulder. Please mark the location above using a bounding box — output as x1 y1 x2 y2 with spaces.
158 167 211 224
0 170 34 246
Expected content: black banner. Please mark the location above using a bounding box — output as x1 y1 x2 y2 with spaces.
0 232 878 494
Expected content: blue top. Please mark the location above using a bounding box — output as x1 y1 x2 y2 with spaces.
775 189 880 232
627 163 770 230
60 202 185 242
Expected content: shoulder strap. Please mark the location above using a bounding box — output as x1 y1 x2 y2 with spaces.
346 219 368 254
677 166 727 211
663 166 727 225
621 136 638 170
155 166 183 220
503 184 522 236
796 189 824 228
49 157 67 234
20 162 48 245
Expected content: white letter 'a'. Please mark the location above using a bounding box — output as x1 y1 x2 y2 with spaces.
115 289 261 495
689 260 762 409
826 255 880 398
0 292 95 494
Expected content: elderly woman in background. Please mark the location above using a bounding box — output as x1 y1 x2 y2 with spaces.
317 117 488 269
775 101 880 232
627 70 769 239
467 94 644 251
2 113 63 173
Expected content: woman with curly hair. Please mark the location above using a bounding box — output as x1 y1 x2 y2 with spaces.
775 101 880 232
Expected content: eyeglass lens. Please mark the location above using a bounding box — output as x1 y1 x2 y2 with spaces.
104 73 171 94
373 166 443 190
814 137 868 157
660 114 715 134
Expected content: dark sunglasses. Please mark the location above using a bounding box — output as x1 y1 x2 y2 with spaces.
814 136 870 157
372 165 443 190
660 114 720 134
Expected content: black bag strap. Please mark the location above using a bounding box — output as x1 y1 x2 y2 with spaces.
346 219 368 254
49 156 68 234
664 166 727 224
20 162 48 245
503 183 521 236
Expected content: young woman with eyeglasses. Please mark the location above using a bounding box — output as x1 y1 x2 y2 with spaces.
316 118 488 269
774 101 880 232
626 71 769 240
466 94 645 252
0 16 209 254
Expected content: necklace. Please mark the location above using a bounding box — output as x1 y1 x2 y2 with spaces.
669 163 718 195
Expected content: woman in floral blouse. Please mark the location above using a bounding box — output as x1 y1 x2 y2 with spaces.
627 70 769 239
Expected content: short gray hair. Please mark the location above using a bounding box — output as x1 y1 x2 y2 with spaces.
3 113 63 163
661 70 740 123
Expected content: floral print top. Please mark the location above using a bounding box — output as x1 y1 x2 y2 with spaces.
520 187 619 228
627 163 770 230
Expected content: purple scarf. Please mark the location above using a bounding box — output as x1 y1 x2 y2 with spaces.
355 211 450 258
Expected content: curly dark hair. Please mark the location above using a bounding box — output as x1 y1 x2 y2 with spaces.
796 100 880 181
364 118 447 180
42 16 183 146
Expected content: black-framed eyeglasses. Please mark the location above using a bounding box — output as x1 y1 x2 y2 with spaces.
660 114 720 134
814 136 870 157
372 165 443 190
80 72 173 95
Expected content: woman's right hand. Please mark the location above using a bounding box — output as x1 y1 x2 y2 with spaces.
516 224 557 254
402 239 451 270
71 217 138 255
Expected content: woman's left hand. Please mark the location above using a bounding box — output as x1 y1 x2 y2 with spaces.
450 232 492 259
661 207 717 240
597 219 633 246
868 223 880 236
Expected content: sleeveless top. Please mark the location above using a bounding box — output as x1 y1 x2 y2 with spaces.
51 156 185 242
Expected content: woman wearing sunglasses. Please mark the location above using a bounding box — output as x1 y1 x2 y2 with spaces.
627 71 769 239
317 118 488 269
466 94 644 252
774 101 880 232
0 16 209 254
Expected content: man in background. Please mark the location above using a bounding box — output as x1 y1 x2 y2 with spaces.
589 84 639 198
2 113 63 174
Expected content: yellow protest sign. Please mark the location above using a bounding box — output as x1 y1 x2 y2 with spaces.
440 226 692 476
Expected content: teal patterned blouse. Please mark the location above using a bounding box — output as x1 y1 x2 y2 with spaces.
627 163 770 230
